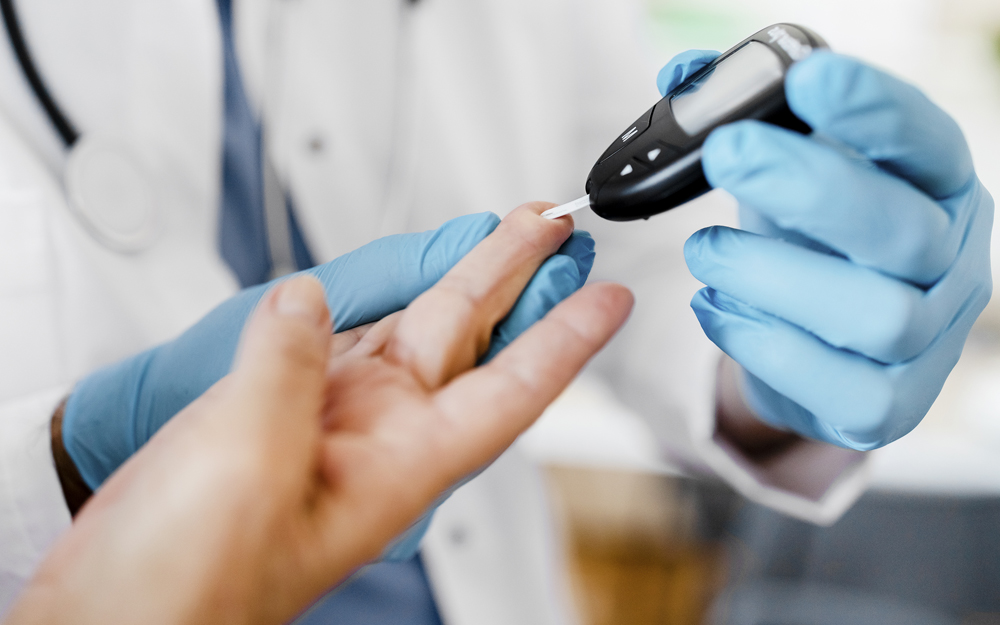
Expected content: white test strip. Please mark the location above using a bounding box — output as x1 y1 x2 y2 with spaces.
542 195 591 220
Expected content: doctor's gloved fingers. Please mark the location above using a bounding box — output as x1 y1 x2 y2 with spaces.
684 226 989 363
347 231 593 363
787 52 975 199
307 211 501 332
739 306 978 450
738 203 843 255
556 230 596 283
657 49 720 96
386 203 575 389
434 283 633 476
690 288 914 449
482 254 583 362
703 120 966 285
737 370 844 446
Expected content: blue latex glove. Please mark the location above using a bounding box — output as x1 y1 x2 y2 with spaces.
661 50 994 450
63 212 595 557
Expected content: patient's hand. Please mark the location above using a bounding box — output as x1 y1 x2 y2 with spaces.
6 204 632 625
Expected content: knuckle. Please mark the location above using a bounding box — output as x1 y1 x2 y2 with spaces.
431 277 488 313
843 370 897 444
865 286 922 362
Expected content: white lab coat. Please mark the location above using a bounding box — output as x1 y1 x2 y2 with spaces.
0 0 867 622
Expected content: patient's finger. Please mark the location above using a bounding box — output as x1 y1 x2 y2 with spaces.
330 321 379 358
338 313 403 360
234 277 333 436
385 202 574 388
431 282 633 478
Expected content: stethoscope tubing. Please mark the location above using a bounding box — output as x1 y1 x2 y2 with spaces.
0 0 78 146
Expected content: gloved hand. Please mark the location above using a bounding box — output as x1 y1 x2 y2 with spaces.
659 50 994 450
63 211 595 553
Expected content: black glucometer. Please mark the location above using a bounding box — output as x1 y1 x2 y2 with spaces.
584 24 827 222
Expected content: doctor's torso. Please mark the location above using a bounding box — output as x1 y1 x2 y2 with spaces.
0 0 664 394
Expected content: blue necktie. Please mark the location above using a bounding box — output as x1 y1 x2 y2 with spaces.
296 558 444 625
216 0 314 288
214 4 443 625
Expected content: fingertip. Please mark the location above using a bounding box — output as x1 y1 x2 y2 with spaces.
272 275 332 330
688 287 758 337
683 227 711 263
608 282 635 315
689 287 717 323
546 281 633 338
582 281 635 328
656 49 720 96
504 202 575 248
235 278 333 389
785 50 854 129
521 201 560 215
701 122 755 187
684 226 741 280
549 282 633 349
524 201 575 231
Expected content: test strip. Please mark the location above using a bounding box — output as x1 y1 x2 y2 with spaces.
542 195 591 220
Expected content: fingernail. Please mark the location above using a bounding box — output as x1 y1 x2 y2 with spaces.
274 277 328 327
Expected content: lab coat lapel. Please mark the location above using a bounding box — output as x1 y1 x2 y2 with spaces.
235 0 405 263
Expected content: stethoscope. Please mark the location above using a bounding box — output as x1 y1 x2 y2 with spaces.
1 0 162 254
3 0 419 267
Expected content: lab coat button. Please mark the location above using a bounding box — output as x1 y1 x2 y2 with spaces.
306 133 327 155
449 525 469 547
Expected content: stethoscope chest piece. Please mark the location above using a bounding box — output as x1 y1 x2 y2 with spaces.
2 0 160 253
64 135 160 254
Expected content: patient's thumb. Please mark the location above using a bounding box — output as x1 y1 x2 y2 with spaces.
234 276 333 426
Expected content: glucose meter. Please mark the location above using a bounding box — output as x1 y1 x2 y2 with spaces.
543 23 827 222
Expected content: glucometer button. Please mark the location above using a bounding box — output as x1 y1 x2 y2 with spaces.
597 106 654 164
638 143 679 165
618 160 648 178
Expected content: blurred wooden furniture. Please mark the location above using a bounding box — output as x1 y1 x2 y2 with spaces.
546 466 733 625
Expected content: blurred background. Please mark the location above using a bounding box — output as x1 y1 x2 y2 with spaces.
521 1 1000 623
